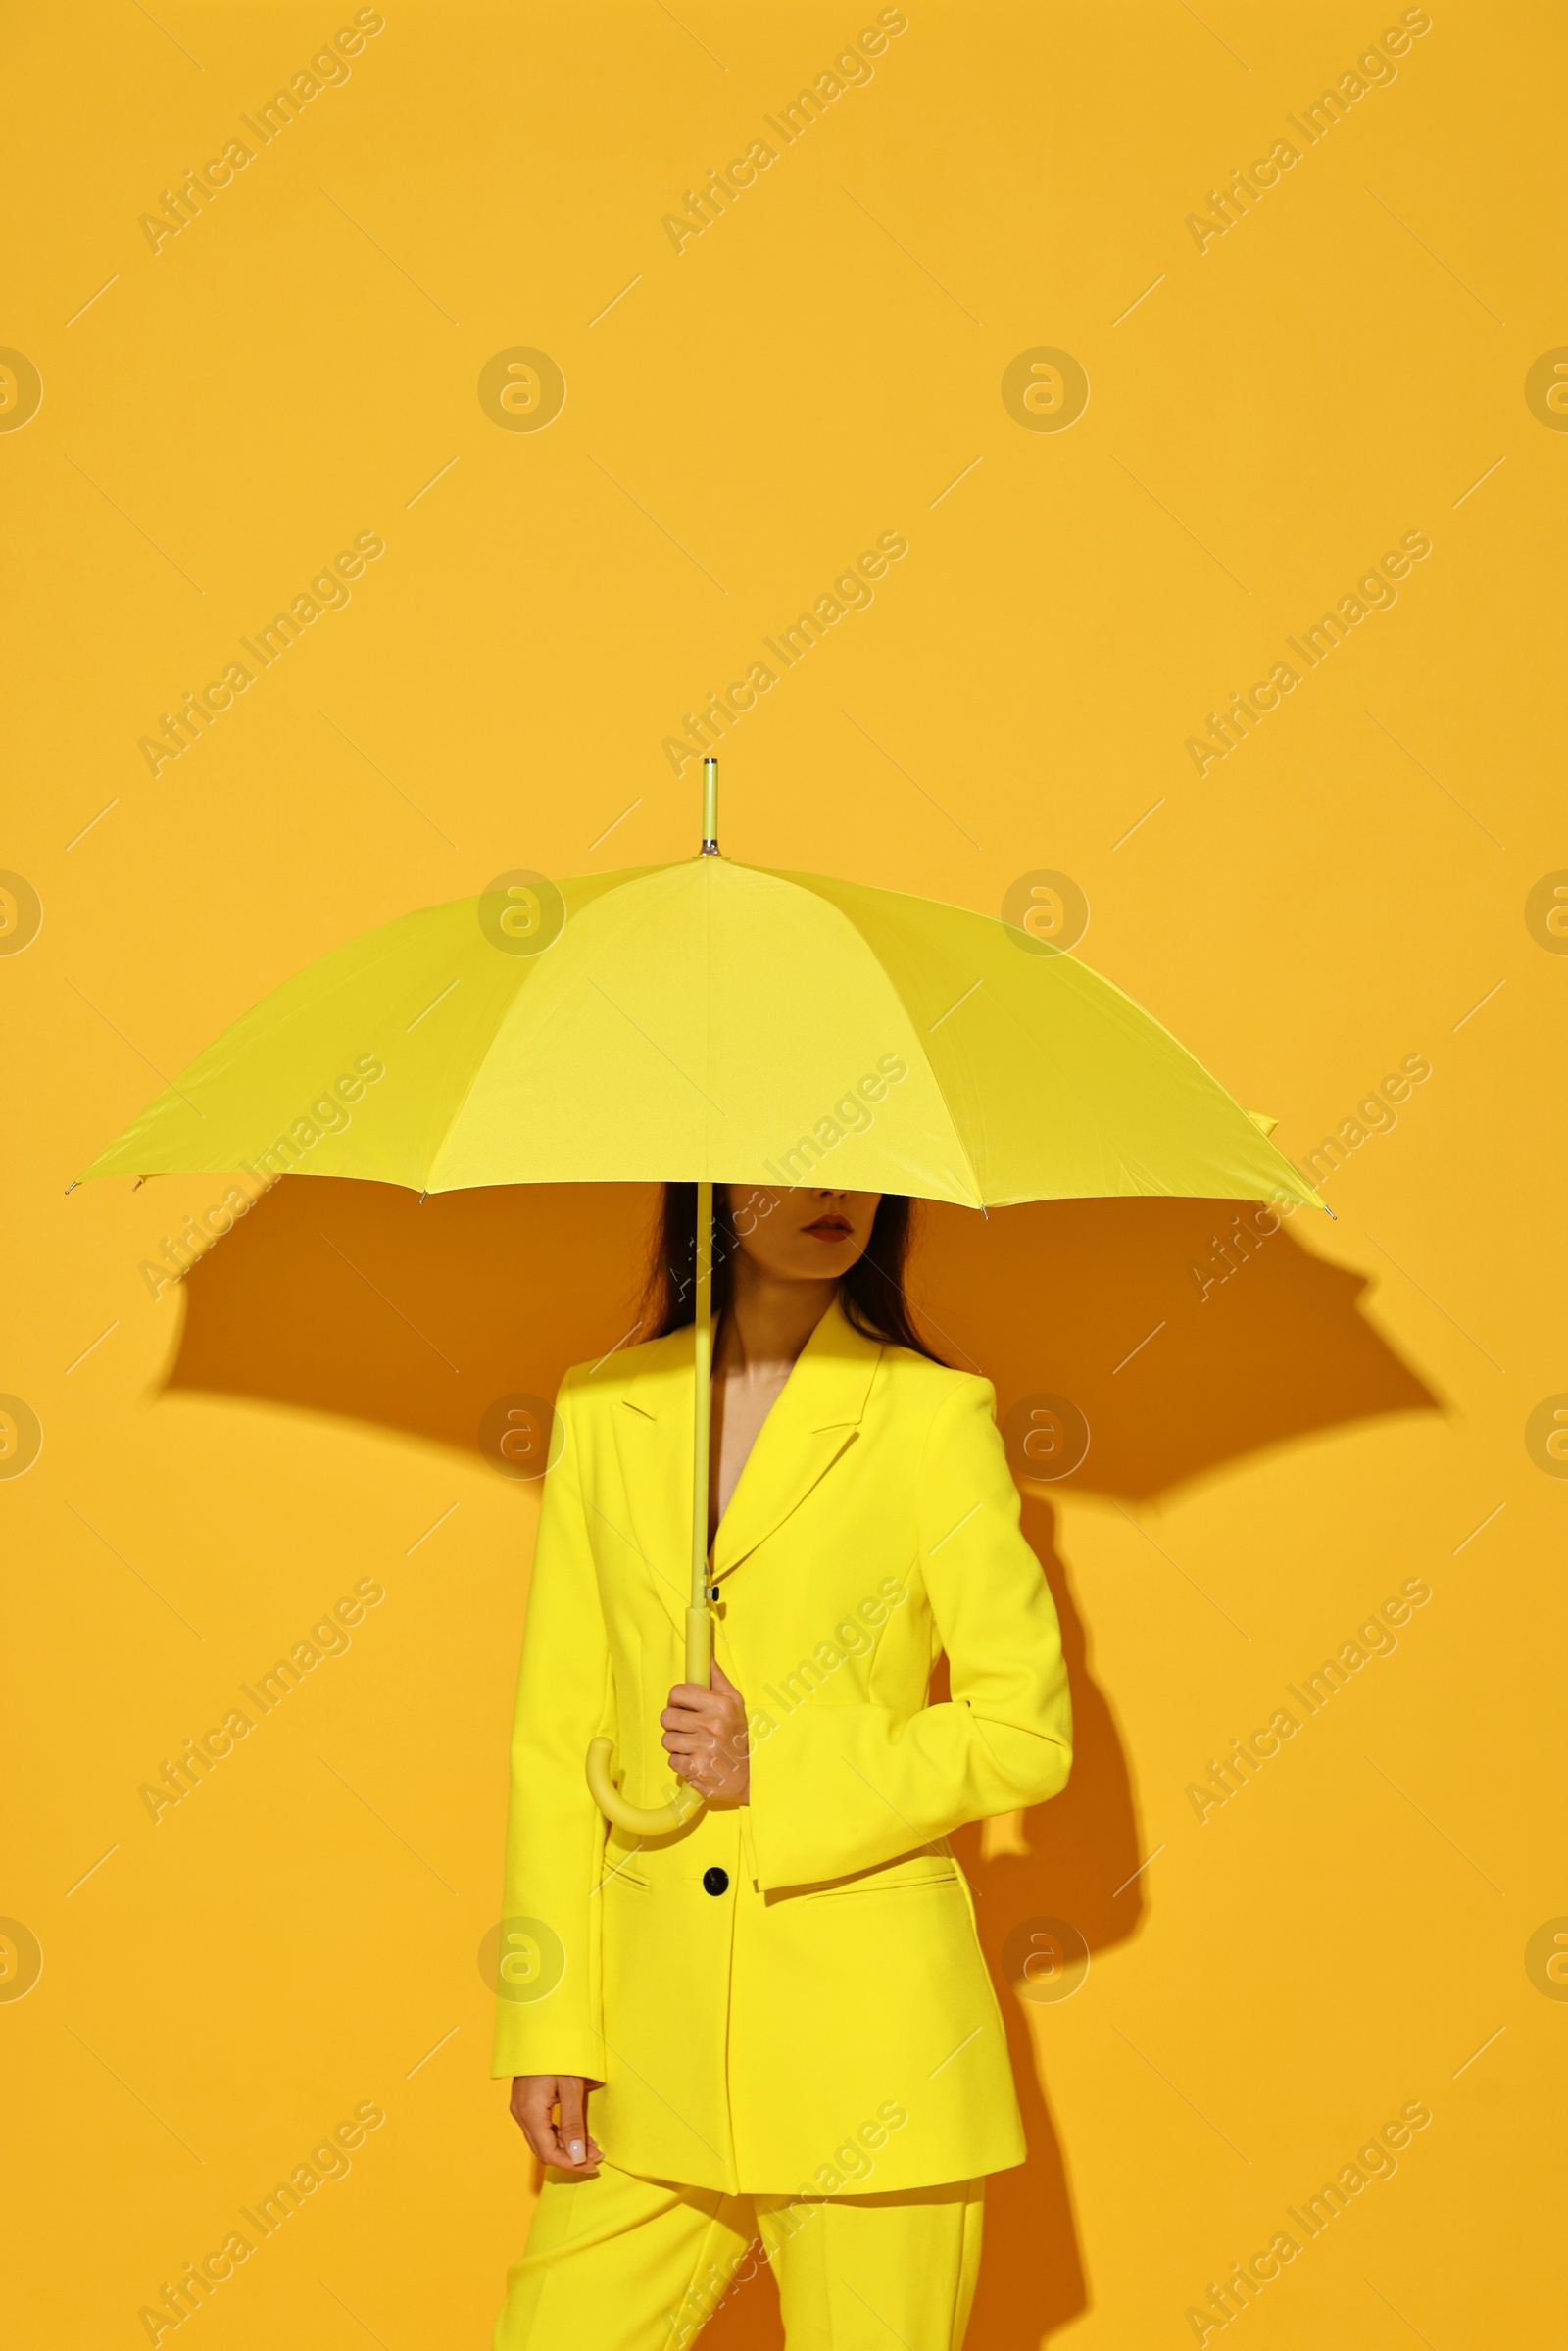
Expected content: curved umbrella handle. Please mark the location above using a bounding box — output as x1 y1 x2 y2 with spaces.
584 1737 705 1837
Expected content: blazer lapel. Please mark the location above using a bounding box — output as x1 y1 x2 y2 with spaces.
602 1336 691 1640
598 1300 885 1624
711 1299 884 1582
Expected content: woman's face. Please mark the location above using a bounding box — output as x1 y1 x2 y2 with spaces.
723 1187 882 1284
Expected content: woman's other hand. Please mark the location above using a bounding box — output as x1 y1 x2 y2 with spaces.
509 2075 603 2174
661 1661 750 1802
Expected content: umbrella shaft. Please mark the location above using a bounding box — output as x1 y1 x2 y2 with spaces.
687 1178 714 1686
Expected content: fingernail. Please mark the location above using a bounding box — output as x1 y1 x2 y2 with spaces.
568 2139 584 2163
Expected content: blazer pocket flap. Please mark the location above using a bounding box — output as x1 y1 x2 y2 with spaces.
775 1847 961 1902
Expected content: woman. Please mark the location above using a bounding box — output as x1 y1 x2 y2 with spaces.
492 1183 1072 2349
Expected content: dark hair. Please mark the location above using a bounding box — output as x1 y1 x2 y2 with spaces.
644 1186 945 1363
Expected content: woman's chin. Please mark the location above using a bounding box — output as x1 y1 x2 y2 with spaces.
785 1247 856 1275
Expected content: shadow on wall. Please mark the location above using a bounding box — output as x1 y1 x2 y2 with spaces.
162 1182 1439 1509
159 1177 1438 2347
911 1194 1440 1503
162 1178 660 1457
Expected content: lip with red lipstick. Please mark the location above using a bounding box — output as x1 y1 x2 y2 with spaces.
801 1207 854 1242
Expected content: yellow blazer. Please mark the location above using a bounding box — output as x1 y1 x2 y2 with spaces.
491 1298 1072 2195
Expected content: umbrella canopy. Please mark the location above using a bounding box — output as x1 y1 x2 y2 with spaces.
81 793 1325 1836
80 855 1322 1215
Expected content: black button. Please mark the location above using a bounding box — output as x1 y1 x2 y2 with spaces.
703 1867 730 1897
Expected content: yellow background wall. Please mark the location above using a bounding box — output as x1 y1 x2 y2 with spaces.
5 3 1563 2343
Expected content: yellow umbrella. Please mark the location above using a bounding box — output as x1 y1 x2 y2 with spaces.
80 758 1322 1833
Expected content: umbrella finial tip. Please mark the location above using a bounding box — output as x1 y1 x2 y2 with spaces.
701 755 719 857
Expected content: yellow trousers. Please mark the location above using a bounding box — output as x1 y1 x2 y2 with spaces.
495 2161 984 2350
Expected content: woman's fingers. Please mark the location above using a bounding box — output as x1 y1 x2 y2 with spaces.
510 2078 559 2164
662 1725 723 1788
661 1714 721 1749
663 1684 745 1742
662 1682 725 1724
556 2077 594 2171
661 1676 749 1797
663 1730 718 1775
510 2076 602 2175
661 1719 731 1764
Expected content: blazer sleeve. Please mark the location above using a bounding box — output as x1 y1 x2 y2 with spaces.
490 1375 612 2081
746 1377 1072 1890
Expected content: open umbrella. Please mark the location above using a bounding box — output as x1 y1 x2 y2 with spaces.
80 758 1323 1835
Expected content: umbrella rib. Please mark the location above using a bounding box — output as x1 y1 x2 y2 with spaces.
419 898 702 1193
870 979 989 1208
768 863 1322 1212
783 875 999 1204
419 947 550 1194
955 943 1308 1208
758 875 988 1205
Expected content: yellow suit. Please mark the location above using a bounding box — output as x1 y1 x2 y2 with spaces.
491 1298 1072 2198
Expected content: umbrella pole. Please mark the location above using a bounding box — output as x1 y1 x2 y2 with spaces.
582 1178 712 1837
686 1179 715 1687
583 775 720 1837
691 755 717 1673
